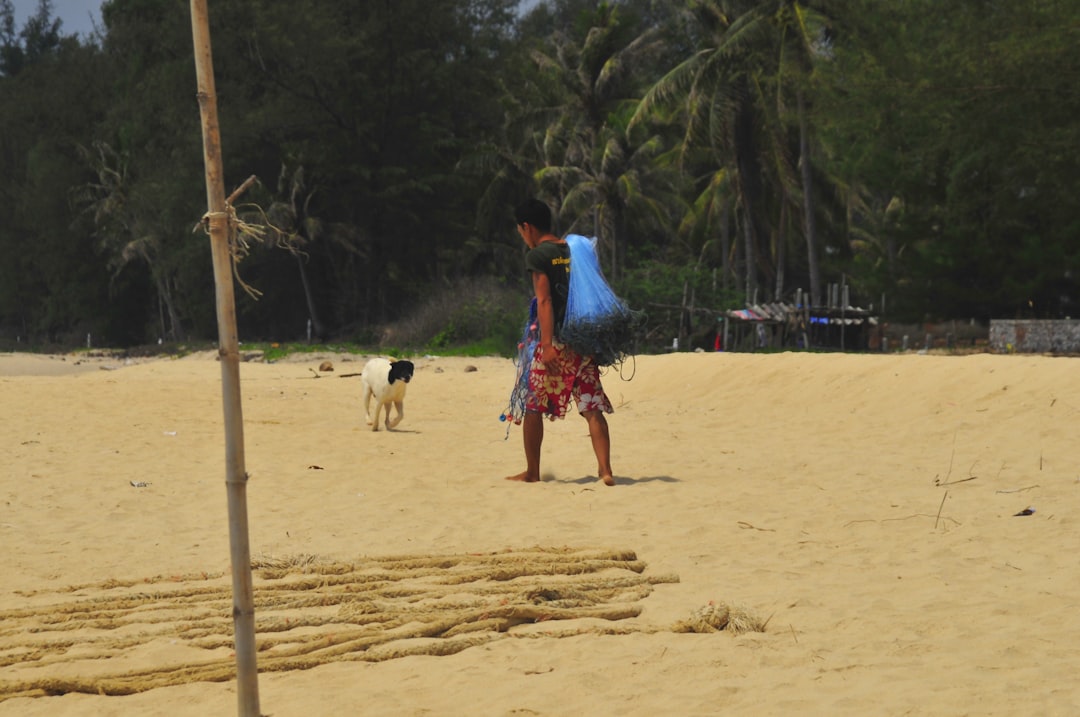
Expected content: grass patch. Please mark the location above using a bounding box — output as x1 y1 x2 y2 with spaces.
251 342 371 363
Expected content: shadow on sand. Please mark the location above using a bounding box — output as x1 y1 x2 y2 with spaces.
554 475 681 486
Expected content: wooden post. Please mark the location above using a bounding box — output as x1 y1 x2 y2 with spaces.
189 2 261 715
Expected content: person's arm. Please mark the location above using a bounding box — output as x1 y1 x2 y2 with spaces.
532 271 559 365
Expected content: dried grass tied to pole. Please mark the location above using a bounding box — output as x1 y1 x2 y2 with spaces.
193 174 305 302
193 175 265 301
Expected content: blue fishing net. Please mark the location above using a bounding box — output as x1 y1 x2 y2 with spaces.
561 234 644 367
500 297 539 437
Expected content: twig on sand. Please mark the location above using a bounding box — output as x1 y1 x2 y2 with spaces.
844 513 960 528
944 429 958 482
935 475 977 487
934 491 949 530
996 485 1039 494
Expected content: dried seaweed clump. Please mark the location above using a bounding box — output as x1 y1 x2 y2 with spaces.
672 602 770 635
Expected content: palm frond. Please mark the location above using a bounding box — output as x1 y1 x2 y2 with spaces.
629 49 710 131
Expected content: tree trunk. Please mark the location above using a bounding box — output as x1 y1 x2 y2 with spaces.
720 202 731 291
733 205 746 298
155 275 185 341
775 200 787 301
296 253 325 341
798 90 822 307
679 277 691 348
742 204 756 305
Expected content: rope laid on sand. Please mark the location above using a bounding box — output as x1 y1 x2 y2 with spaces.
0 546 763 701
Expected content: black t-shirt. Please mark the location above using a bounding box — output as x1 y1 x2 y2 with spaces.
525 241 570 336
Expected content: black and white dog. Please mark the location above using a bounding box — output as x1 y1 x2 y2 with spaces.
361 358 414 431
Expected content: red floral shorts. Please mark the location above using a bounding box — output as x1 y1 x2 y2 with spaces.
525 342 613 419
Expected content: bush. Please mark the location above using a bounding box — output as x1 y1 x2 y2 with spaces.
381 277 526 356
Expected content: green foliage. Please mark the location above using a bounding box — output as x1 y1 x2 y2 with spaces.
617 250 740 351
1 0 1079 348
817 0 1080 320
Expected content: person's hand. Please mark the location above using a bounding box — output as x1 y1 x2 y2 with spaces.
539 342 559 367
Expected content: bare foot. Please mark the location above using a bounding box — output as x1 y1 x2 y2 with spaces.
505 472 540 483
600 475 615 487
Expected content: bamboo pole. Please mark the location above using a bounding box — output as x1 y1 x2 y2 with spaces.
188 2 261 715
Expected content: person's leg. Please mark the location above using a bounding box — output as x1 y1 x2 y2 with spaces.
505 411 543 482
572 354 614 486
581 410 614 486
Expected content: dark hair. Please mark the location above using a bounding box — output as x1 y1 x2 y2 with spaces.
514 198 553 233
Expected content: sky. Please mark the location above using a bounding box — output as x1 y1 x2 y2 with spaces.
10 0 103 38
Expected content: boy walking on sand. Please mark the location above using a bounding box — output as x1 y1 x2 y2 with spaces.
504 198 615 487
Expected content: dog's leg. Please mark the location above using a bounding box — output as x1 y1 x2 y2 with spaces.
378 401 390 431
371 397 384 432
387 400 404 429
363 383 375 426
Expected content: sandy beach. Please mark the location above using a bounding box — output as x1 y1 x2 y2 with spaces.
1 348 1078 716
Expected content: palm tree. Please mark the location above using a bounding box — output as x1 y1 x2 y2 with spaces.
681 164 737 295
632 0 842 306
252 163 330 341
76 141 187 341
524 3 670 281
536 101 682 284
